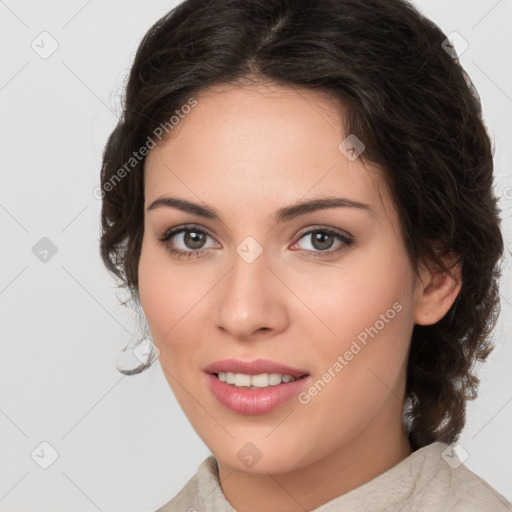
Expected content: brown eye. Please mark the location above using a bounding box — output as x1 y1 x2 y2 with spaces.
294 229 352 251
310 231 336 251
294 228 353 256
158 225 218 258
181 230 208 250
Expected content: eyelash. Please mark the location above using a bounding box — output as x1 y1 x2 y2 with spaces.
157 224 354 260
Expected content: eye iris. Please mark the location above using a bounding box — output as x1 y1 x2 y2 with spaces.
184 230 206 250
311 231 334 250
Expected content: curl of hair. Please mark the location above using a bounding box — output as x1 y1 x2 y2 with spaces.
99 0 504 450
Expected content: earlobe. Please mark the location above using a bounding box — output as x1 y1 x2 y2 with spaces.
414 260 462 326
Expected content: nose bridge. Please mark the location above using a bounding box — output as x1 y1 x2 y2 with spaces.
224 237 269 313
214 235 286 338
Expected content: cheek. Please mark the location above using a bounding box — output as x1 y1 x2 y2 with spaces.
138 250 199 403
138 240 213 361
138 248 166 337
288 243 413 347
138 240 184 344
292 244 414 403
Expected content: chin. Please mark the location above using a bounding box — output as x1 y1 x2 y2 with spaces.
207 433 316 475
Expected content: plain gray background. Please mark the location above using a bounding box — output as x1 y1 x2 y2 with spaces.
1 0 511 510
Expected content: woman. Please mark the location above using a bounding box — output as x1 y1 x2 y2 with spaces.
99 0 511 510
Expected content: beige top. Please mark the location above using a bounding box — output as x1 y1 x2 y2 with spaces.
156 441 512 511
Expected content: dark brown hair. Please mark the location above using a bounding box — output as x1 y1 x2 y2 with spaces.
99 0 504 451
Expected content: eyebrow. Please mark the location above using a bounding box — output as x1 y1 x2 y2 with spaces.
147 195 372 223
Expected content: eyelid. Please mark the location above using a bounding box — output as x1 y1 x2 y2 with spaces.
159 223 213 238
294 224 353 241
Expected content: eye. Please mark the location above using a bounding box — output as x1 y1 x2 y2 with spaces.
158 224 218 259
291 227 353 259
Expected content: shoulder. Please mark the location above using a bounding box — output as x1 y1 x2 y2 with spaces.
154 456 235 512
443 462 512 511
416 442 512 512
154 458 206 512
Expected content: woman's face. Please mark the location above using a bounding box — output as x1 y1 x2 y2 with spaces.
139 81 424 475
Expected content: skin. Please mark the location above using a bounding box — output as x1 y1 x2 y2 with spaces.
138 80 461 512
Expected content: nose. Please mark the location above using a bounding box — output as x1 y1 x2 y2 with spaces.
213 244 289 341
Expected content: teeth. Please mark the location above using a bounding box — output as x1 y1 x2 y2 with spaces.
234 373 251 387
217 372 299 388
268 373 283 385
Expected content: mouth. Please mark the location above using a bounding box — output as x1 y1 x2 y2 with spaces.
204 361 312 414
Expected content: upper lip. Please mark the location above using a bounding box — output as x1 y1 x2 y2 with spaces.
203 358 309 377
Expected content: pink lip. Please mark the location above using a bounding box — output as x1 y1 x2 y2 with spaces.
205 373 311 414
203 358 309 377
203 358 311 415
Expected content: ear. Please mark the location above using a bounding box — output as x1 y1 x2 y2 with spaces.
414 255 462 326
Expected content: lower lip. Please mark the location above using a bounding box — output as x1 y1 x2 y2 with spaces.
206 373 311 415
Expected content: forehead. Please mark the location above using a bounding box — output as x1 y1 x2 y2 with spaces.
143 81 392 221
